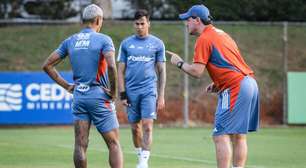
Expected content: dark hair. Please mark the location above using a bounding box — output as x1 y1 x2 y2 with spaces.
191 15 213 25
134 9 150 20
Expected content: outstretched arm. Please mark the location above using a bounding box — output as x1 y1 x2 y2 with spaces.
156 62 166 110
104 51 118 100
42 51 74 93
166 50 206 78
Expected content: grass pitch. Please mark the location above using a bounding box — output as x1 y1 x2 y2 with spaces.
0 126 305 168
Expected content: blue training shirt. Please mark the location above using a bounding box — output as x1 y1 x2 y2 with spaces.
117 34 165 92
56 28 115 89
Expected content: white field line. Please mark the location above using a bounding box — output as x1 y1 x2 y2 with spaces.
56 144 265 168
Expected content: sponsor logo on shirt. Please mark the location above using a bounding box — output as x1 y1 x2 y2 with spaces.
127 55 152 62
76 83 90 92
75 33 91 49
128 44 135 49
146 43 157 51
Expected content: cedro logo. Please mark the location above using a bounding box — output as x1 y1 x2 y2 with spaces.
25 83 72 110
0 84 22 111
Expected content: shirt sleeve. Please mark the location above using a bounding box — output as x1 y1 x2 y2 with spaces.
193 37 212 65
55 38 69 59
102 36 115 55
117 42 127 63
156 40 166 62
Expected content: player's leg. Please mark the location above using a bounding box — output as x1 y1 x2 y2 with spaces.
213 135 232 168
88 97 123 168
101 128 123 168
137 91 157 168
140 91 156 150
231 134 247 167
131 121 143 159
212 88 234 168
135 119 153 168
72 99 91 168
230 76 259 168
126 92 143 164
141 119 153 150
73 120 91 168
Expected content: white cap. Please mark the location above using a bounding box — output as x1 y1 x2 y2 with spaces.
82 4 103 20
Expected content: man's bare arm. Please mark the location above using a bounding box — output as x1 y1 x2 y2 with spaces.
117 63 126 93
117 62 129 106
166 50 205 78
42 51 74 93
104 51 118 99
180 63 206 78
156 62 166 100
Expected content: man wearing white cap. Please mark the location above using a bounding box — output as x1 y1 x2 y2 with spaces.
167 4 259 168
42 4 123 168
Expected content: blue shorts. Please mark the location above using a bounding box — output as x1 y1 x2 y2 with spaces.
126 90 157 123
213 76 259 136
72 85 119 133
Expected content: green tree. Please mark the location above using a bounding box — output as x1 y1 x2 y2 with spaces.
24 0 77 19
0 0 78 20
128 0 306 21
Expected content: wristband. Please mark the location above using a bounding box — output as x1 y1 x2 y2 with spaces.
120 91 127 100
176 61 184 69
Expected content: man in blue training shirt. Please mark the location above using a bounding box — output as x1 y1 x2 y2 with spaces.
42 4 123 168
117 9 166 168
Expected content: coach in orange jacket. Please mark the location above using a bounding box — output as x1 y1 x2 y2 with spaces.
166 4 260 168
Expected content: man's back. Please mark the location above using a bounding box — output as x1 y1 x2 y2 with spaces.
56 28 115 89
193 25 253 90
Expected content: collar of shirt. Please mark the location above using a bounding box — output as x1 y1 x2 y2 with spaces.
134 34 150 40
201 24 214 35
81 27 95 33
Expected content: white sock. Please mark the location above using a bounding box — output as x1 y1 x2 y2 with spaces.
140 150 150 164
135 147 142 161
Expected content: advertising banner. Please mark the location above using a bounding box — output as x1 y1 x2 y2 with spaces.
0 72 73 124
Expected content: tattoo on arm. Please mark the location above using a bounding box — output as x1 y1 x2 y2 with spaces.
42 51 70 90
104 51 118 99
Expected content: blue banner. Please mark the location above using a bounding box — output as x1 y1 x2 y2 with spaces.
0 72 73 124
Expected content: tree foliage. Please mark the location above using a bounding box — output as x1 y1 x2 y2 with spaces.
1 0 306 21
129 0 306 21
0 0 77 19
24 0 77 19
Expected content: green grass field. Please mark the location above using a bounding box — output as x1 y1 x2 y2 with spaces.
0 127 305 168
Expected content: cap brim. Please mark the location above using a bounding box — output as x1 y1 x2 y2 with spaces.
179 12 190 20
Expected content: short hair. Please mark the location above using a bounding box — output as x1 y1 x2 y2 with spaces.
191 15 213 25
134 9 150 20
82 4 103 23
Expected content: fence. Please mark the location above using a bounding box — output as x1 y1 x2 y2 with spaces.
0 20 305 125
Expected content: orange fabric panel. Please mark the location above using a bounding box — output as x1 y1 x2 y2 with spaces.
96 51 108 82
193 25 254 91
